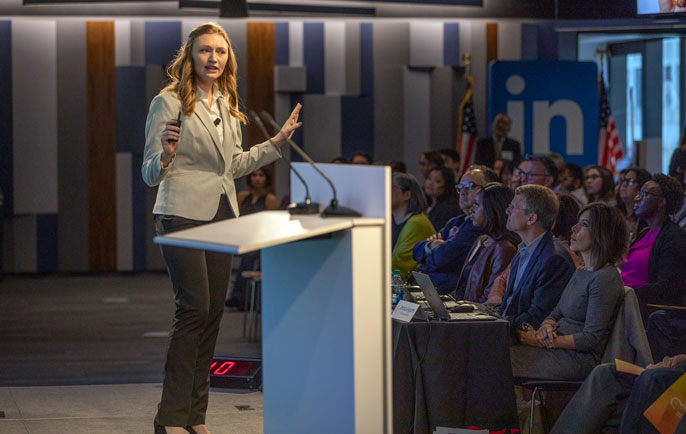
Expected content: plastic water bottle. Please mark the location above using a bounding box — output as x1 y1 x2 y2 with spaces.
391 270 406 311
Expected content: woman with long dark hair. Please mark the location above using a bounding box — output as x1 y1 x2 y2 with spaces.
424 166 460 231
142 22 301 434
453 183 518 303
584 165 616 205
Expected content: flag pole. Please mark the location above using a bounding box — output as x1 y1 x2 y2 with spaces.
457 52 474 175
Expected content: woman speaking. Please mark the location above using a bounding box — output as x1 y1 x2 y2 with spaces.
142 22 301 434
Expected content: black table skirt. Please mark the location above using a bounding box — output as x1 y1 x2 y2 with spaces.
393 319 519 434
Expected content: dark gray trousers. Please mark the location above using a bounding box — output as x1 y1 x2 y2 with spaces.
154 196 234 427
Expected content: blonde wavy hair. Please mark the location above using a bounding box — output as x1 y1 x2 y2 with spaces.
160 22 247 124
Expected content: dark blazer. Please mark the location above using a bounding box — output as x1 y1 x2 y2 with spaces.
499 232 575 328
427 196 460 233
633 220 686 309
412 216 484 294
474 136 522 168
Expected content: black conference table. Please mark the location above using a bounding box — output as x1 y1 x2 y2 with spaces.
392 318 519 434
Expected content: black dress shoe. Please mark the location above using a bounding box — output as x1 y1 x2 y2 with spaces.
153 420 166 434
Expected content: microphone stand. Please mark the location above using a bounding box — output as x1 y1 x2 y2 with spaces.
248 110 319 215
260 111 361 218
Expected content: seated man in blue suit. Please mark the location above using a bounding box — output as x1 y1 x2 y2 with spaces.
499 184 575 329
412 165 498 294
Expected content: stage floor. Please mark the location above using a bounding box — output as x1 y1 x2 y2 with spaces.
0 272 263 433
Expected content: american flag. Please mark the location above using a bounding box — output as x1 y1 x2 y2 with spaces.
598 76 623 173
457 75 477 176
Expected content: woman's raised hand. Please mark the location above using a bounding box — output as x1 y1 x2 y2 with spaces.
271 103 303 148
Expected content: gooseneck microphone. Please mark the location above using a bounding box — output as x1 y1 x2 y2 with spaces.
248 110 319 215
259 111 361 218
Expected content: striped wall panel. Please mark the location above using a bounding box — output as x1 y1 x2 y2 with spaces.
12 20 58 215
0 21 12 219
57 20 88 272
86 21 117 272
144 21 181 66
1 17 534 272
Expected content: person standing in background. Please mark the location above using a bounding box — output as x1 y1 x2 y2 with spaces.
142 22 302 434
474 113 522 168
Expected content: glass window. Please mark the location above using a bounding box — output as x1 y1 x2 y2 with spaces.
662 37 680 174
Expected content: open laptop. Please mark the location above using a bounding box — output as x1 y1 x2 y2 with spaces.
412 271 497 321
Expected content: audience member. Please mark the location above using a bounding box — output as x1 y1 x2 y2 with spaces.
516 155 558 188
497 159 516 191
557 162 587 206
412 167 489 294
552 354 686 433
424 166 460 231
453 183 518 303
419 150 444 180
331 156 348 164
510 203 628 380
621 174 686 320
226 168 278 308
553 194 584 269
474 113 522 168
584 165 616 205
351 152 372 165
617 167 651 242
389 160 407 173
669 125 686 185
615 168 629 199
391 173 435 280
440 148 461 180
548 152 566 185
498 185 575 329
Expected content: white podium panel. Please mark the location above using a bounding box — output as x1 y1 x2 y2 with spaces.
261 226 385 434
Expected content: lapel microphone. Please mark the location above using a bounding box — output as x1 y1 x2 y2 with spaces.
214 118 221 126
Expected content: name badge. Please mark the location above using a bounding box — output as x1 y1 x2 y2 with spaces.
392 300 421 322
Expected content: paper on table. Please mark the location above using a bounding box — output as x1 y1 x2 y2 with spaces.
616 358 646 376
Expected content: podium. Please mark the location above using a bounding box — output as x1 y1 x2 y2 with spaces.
155 163 393 434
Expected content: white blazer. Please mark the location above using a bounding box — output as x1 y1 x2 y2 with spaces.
142 91 281 220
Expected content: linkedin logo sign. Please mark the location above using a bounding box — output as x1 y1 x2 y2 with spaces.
489 61 599 167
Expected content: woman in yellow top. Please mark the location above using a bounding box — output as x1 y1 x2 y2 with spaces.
391 172 436 280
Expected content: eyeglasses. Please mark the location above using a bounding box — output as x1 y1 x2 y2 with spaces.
513 168 547 180
621 178 638 187
637 189 663 199
584 174 601 181
455 182 482 192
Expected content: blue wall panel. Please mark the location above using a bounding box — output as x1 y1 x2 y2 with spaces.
36 214 58 272
521 24 538 60
537 24 558 61
303 22 324 94
360 23 373 96
0 21 12 216
274 22 289 66
116 67 146 153
443 23 460 66
144 21 181 66
341 96 374 158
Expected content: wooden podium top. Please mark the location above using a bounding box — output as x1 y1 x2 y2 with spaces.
154 211 384 255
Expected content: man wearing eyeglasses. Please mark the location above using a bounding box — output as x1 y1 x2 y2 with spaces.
498 185 575 329
474 113 522 169
511 155 558 189
412 166 498 294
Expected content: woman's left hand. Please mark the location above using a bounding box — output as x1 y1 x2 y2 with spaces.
270 103 303 148
516 324 543 348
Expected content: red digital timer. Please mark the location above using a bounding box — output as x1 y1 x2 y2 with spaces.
209 357 262 390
